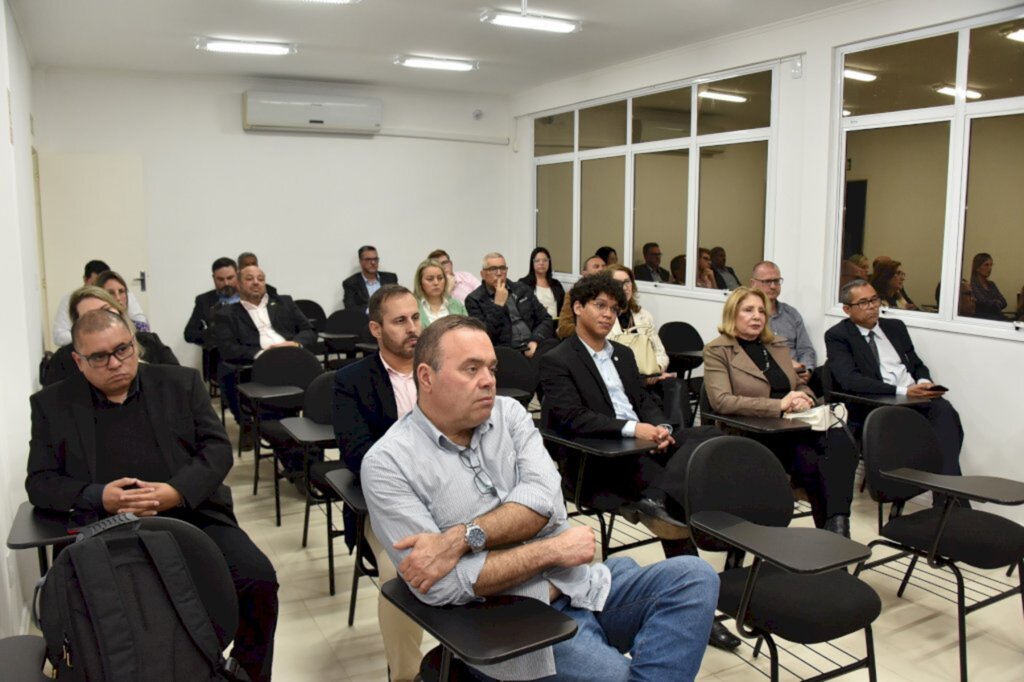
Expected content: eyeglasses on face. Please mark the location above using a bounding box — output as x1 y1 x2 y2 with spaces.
850 296 882 310
361 257 380 263
458 449 497 497
80 340 136 368
483 266 508 274
589 300 622 316
753 277 784 287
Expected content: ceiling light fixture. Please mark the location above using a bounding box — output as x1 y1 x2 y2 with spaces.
843 68 877 82
481 0 581 33
394 55 478 72
698 91 747 103
842 109 852 116
935 85 982 100
299 0 362 4
1004 28 1024 43
196 37 295 56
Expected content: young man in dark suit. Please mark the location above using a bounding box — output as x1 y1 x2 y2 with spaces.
342 245 398 312
184 256 238 385
825 279 964 490
26 309 278 682
332 284 424 682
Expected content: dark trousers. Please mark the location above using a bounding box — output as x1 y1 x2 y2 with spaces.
217 362 243 423
189 517 279 682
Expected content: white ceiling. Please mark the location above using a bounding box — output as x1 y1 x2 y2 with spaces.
9 0 857 96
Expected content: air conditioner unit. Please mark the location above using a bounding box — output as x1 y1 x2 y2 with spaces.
242 91 383 135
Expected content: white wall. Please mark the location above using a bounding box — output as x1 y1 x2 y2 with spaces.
513 0 1024 521
0 0 42 637
31 70 517 366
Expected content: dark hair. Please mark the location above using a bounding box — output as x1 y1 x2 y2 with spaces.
413 315 488 389
212 257 237 272
581 255 605 272
604 264 640 313
368 284 414 324
568 273 627 319
523 247 554 287
237 252 257 266
95 270 128 291
72 308 131 351
358 245 377 258
670 254 685 273
970 252 992 284
641 242 659 256
840 279 871 305
83 260 110 278
869 260 901 297
710 246 726 258
595 246 617 263
427 249 449 261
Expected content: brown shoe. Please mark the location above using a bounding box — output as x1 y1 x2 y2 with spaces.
239 422 255 452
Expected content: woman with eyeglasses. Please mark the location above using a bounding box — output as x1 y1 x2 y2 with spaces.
870 260 917 310
703 286 856 537
43 286 178 386
413 258 467 327
95 270 152 331
968 252 1008 320
519 246 565 319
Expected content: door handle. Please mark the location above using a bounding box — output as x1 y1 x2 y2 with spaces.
133 271 147 292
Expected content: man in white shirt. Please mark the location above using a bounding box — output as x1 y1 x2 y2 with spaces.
53 259 148 346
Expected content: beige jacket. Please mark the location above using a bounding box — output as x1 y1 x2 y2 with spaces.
610 308 669 373
703 333 814 418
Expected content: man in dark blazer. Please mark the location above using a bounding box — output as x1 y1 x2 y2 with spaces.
465 252 553 358
825 280 963 486
342 245 398 312
26 309 277 682
710 247 741 289
538 274 736 651
633 242 671 282
184 256 238 384
213 265 316 430
332 284 424 682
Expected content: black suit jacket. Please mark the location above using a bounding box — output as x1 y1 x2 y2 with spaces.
824 317 931 396
184 289 222 345
539 334 666 436
26 364 236 526
634 264 670 283
213 294 317 364
713 265 739 290
43 332 179 387
332 354 398 475
342 271 398 311
464 282 554 349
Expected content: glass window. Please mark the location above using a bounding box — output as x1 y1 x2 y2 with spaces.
633 150 689 283
843 34 957 116
578 101 627 151
697 141 767 289
633 87 692 143
534 111 574 156
696 71 772 135
967 21 1024 102
580 156 625 267
535 162 573 272
959 114 1024 321
840 122 949 313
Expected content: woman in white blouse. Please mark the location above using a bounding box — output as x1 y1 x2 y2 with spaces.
519 246 565 320
413 259 467 327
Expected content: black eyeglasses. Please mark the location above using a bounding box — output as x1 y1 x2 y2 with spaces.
361 257 380 263
483 266 508 274
850 296 882 310
753 277 784 287
80 340 135 368
459 449 497 497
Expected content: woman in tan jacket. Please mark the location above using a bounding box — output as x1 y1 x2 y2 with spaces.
704 287 856 536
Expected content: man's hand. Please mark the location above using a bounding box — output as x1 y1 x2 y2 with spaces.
102 477 150 514
112 481 183 516
792 360 810 380
523 341 538 359
395 527 467 594
493 278 509 306
634 423 675 450
908 382 945 398
269 341 301 349
552 526 596 568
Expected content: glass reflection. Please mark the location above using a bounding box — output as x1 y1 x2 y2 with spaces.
580 156 625 265
534 112 574 156
579 101 627 151
968 21 1024 102
696 71 771 135
633 87 692 143
633 150 688 282
843 33 957 116
535 162 573 272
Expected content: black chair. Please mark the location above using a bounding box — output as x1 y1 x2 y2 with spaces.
658 321 704 411
294 299 327 333
495 345 538 409
380 578 577 682
686 436 881 682
854 406 1024 682
240 347 325 524
323 309 373 368
0 635 49 681
325 468 377 624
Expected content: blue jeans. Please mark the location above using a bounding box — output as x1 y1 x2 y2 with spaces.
541 555 718 682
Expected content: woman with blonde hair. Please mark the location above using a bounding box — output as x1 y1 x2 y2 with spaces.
703 286 856 536
413 258 467 327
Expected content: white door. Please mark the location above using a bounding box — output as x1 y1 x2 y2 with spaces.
38 153 149 349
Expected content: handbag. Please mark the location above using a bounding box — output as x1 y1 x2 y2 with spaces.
783 402 848 432
611 329 661 376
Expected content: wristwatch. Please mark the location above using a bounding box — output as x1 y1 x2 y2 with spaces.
464 522 487 553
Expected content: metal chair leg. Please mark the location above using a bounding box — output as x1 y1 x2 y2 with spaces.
865 624 877 682
762 632 780 682
327 501 336 597
951 563 968 682
348 513 366 624
273 451 282 527
302 495 312 548
897 554 919 598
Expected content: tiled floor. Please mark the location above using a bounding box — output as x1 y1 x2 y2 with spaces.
227 423 1024 681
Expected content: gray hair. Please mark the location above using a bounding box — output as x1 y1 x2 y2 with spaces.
481 251 505 268
840 278 871 305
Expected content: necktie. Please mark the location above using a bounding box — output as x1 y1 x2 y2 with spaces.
867 331 881 366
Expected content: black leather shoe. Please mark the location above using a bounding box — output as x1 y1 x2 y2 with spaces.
633 497 689 540
708 621 741 651
824 514 851 538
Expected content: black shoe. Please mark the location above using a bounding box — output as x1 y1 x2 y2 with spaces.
239 423 255 452
824 514 851 538
633 497 689 540
708 621 741 651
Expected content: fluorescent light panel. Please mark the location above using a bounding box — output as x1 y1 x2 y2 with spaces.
698 91 747 103
481 10 580 33
197 38 295 56
395 55 477 72
1005 28 1024 42
299 0 361 4
843 68 877 82
935 85 982 100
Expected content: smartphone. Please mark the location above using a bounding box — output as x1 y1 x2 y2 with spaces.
928 385 949 392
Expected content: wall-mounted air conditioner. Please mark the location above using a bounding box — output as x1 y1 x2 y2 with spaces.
242 91 383 135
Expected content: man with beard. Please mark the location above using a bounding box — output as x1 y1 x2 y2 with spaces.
332 284 424 682
184 257 239 387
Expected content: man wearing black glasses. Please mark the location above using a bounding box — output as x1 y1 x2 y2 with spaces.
750 260 816 380
26 308 279 682
826 279 964 491
362 315 718 681
343 245 398 313
465 251 553 358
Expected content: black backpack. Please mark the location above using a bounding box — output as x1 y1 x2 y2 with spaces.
36 514 246 681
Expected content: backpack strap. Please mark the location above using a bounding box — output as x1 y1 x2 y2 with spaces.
138 530 226 669
67 537 139 682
